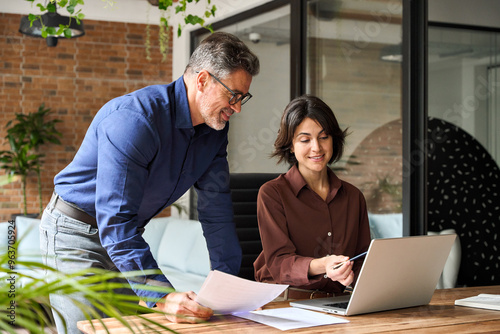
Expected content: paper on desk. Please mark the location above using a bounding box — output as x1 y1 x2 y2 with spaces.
455 294 500 311
195 270 288 314
234 307 349 331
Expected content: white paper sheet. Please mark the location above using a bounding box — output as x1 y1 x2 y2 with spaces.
455 294 500 311
234 307 349 331
195 270 288 314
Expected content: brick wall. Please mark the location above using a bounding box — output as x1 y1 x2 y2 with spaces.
340 119 403 214
0 13 173 221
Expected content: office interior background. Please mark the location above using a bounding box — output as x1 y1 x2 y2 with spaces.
1 0 499 287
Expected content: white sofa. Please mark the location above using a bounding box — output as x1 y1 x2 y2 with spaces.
0 216 44 285
142 217 211 293
0 216 42 265
0 216 211 293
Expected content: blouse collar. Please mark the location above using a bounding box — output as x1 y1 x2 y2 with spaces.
285 164 342 202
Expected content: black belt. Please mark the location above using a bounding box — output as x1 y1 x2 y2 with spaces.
51 193 98 228
280 288 334 300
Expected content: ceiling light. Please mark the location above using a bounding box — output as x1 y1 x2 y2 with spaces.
380 44 402 63
19 10 85 47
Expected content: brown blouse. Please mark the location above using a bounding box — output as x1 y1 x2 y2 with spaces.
254 165 371 295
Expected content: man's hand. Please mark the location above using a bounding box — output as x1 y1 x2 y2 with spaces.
156 291 214 323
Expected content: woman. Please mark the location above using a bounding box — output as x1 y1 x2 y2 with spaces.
254 95 371 299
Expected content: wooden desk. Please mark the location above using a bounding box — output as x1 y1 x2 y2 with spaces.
78 286 500 333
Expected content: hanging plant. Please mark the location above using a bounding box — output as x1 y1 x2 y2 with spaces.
149 0 217 61
159 13 171 62
24 0 217 62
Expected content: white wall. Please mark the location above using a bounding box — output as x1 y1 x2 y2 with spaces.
0 0 162 24
226 39 290 174
428 0 500 28
7 0 500 27
0 0 268 25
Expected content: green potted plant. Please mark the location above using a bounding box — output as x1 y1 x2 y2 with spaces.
0 104 62 217
0 135 40 217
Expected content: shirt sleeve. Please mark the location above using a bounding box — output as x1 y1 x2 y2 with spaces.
194 137 242 276
95 109 172 307
256 182 315 286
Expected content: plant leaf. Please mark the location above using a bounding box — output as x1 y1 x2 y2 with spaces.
46 26 57 36
159 0 173 11
47 2 56 12
56 25 65 36
63 27 72 38
184 14 204 26
67 6 75 14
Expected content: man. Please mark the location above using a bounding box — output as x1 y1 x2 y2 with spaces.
40 32 259 332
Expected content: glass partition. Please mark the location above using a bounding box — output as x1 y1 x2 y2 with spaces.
193 5 291 174
306 0 404 236
189 0 425 237
428 25 500 165
427 24 500 286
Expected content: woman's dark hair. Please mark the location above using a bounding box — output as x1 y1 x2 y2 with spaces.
272 95 348 165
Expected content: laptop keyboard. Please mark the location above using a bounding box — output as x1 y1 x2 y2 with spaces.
324 302 349 309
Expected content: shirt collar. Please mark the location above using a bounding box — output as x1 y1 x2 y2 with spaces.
173 75 214 136
173 75 194 129
285 164 342 201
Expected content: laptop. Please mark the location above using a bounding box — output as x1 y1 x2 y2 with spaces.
290 234 456 316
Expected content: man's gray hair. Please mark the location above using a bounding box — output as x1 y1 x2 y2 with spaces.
185 32 260 78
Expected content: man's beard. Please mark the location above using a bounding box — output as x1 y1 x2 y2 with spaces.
199 97 229 131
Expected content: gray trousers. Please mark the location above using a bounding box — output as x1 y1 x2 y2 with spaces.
39 194 134 334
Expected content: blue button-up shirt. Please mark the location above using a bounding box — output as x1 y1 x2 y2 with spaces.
54 76 242 306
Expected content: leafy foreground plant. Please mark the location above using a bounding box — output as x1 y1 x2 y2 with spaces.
0 249 181 334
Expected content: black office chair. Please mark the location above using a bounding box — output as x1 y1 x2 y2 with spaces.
229 173 281 281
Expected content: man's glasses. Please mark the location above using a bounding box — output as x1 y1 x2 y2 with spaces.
206 72 253 106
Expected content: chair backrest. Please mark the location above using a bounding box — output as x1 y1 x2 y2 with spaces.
230 173 281 281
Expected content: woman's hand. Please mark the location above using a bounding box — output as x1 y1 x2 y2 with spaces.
325 256 354 286
156 291 214 323
309 254 354 286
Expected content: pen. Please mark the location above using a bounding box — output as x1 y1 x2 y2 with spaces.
332 251 368 270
